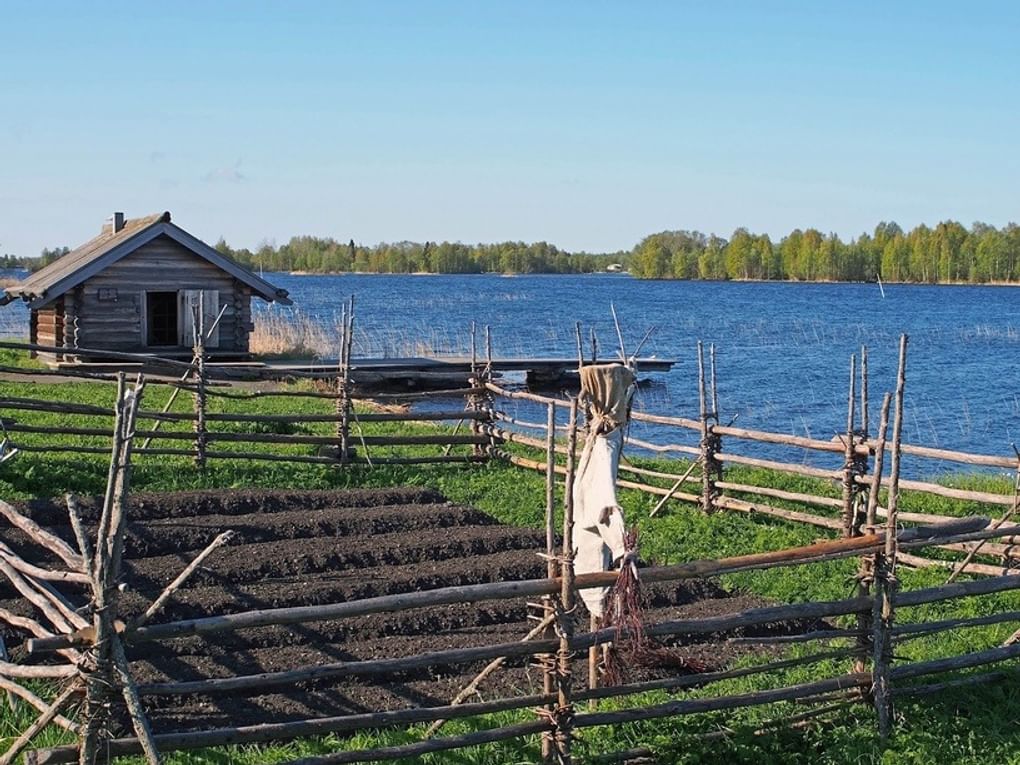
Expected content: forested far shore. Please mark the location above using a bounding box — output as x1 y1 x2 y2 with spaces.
13 219 1020 283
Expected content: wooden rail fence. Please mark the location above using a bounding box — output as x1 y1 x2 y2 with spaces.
0 330 1018 762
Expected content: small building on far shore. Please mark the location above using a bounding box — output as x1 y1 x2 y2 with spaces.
1 211 291 361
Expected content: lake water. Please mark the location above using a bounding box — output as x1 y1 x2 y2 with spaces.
3 270 1018 473
255 273 1020 473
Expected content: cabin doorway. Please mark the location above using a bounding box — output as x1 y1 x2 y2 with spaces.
145 292 178 346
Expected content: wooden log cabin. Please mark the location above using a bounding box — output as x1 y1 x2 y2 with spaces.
1 211 291 362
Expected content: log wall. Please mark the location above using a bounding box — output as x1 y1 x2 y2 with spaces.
31 235 253 356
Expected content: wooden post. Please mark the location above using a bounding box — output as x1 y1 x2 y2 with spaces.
709 343 719 420
554 398 579 764
335 301 353 464
873 335 908 741
541 401 557 763
192 293 207 469
841 354 857 538
855 393 891 675
860 345 869 438
80 377 162 765
697 342 720 514
466 322 486 460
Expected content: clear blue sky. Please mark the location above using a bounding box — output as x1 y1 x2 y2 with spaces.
1 1 1018 257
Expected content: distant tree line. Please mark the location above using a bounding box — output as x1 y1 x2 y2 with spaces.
629 222 1020 283
212 237 624 275
22 220 1020 283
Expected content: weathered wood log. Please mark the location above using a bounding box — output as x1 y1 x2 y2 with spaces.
582 648 860 703
14 444 484 466
0 340 195 371
425 612 556 737
134 531 235 628
892 669 1012 696
715 481 843 509
555 396 579 762
135 601 869 698
64 496 95 583
0 608 55 640
505 452 703 504
893 610 1020 640
857 392 892 674
873 335 907 740
712 423 864 456
573 673 871 729
727 628 859 645
359 386 484 401
869 441 1015 470
896 551 1015 577
21 651 864 764
623 435 701 456
26 520 1003 655
0 544 90 585
89 429 496 448
854 473 1013 507
82 374 142 765
109 635 162 765
714 495 843 530
715 452 841 481
0 500 84 572
0 557 80 634
0 661 77 679
630 410 702 430
891 642 1020 681
650 459 701 517
484 382 559 406
492 410 566 432
260 720 556 765
23 575 87 631
24 696 557 764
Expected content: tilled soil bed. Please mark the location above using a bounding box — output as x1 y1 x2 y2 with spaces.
2 488 828 734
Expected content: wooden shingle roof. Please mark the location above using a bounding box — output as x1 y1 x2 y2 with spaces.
3 212 291 308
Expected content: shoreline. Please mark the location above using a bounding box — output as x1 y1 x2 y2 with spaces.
279 271 1020 287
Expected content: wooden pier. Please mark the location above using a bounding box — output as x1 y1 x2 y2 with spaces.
51 355 677 391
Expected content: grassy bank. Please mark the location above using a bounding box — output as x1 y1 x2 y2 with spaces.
0 362 1017 764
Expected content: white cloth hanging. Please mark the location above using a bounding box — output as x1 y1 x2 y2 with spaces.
571 363 635 618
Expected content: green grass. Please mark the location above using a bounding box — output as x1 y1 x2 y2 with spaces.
0 358 1018 764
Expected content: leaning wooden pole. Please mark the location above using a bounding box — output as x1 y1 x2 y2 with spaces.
554 397 579 764
541 401 557 763
697 342 719 514
78 376 127 765
856 392 891 675
841 354 858 538
79 376 163 764
860 345 869 438
873 334 908 740
192 294 207 470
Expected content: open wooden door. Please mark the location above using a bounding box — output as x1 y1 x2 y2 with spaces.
180 290 221 348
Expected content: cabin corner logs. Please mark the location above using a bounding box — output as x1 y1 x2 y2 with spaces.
0 330 1019 763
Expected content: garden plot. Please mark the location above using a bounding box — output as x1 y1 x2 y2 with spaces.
0 488 827 735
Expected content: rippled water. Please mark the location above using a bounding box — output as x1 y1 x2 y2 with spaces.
3 269 1018 471
259 273 1020 470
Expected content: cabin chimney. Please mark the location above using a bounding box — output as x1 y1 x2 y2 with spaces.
111 212 125 233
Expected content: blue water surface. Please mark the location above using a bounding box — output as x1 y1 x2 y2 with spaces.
257 273 1020 473
2 269 1017 473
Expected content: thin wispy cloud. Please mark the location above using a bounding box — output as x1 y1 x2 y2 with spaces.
203 160 246 184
